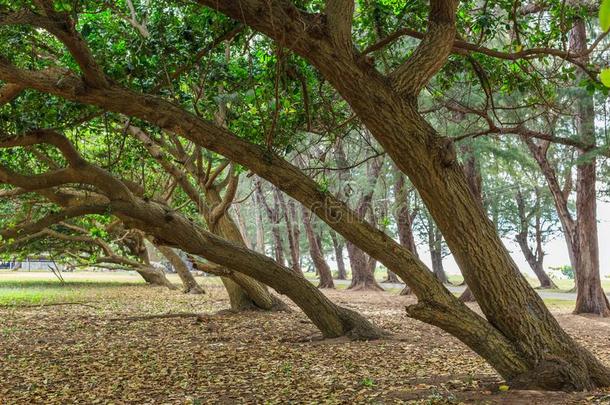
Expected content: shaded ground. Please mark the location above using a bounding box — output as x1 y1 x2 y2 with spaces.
1 273 610 404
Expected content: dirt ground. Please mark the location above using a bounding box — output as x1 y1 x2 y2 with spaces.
1 279 610 404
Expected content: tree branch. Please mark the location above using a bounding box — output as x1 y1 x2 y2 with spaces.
390 0 459 97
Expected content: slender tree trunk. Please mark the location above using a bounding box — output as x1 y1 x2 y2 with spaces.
429 223 447 284
233 203 252 249
278 192 302 274
347 155 384 291
256 181 286 265
570 20 610 316
331 231 347 280
302 205 334 288
515 190 557 289
288 199 302 268
254 188 266 254
157 245 205 294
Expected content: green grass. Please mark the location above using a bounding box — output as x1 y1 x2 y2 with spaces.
0 271 145 306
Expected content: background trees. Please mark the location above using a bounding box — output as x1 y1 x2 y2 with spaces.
1 0 610 390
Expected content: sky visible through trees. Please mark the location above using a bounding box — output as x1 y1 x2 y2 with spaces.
2 0 610 400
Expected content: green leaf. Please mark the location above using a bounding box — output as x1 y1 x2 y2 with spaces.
600 0 610 31
600 69 610 88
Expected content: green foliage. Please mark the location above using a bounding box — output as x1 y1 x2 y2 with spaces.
600 0 610 32
550 265 574 280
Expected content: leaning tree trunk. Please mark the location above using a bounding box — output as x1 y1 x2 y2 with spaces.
330 231 347 280
302 205 334 288
207 186 287 311
124 232 176 289
157 245 205 294
136 266 177 290
570 20 610 316
114 199 384 340
25 2 610 386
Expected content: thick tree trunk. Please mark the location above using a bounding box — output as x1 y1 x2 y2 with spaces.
206 185 287 311
331 231 347 280
22 4 610 385
114 199 384 340
570 20 610 316
136 267 176 290
300 43 610 388
302 206 334 288
157 245 204 294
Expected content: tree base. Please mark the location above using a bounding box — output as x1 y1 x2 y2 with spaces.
185 286 205 294
348 281 384 292
337 307 388 340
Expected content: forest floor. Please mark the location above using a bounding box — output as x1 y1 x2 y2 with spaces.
1 272 610 404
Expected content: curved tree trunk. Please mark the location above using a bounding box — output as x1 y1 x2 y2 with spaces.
302 205 334 288
207 186 287 311
114 199 384 340
19 3 610 386
157 245 204 294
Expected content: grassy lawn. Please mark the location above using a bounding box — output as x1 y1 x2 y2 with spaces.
0 271 148 306
0 269 589 308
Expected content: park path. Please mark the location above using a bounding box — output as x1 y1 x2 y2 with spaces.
328 278 585 301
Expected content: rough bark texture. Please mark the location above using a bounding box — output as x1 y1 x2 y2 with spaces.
6 2 610 387
157 245 205 294
118 200 384 340
570 20 610 316
206 185 288 311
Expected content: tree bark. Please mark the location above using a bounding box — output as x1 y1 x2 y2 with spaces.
10 3 610 386
570 20 610 316
346 155 384 291
515 189 557 289
157 245 205 294
429 221 447 284
113 199 384 340
330 231 347 280
206 185 287 311
278 192 302 274
256 181 286 266
302 205 334 288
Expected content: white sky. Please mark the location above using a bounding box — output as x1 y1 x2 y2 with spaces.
434 199 610 277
